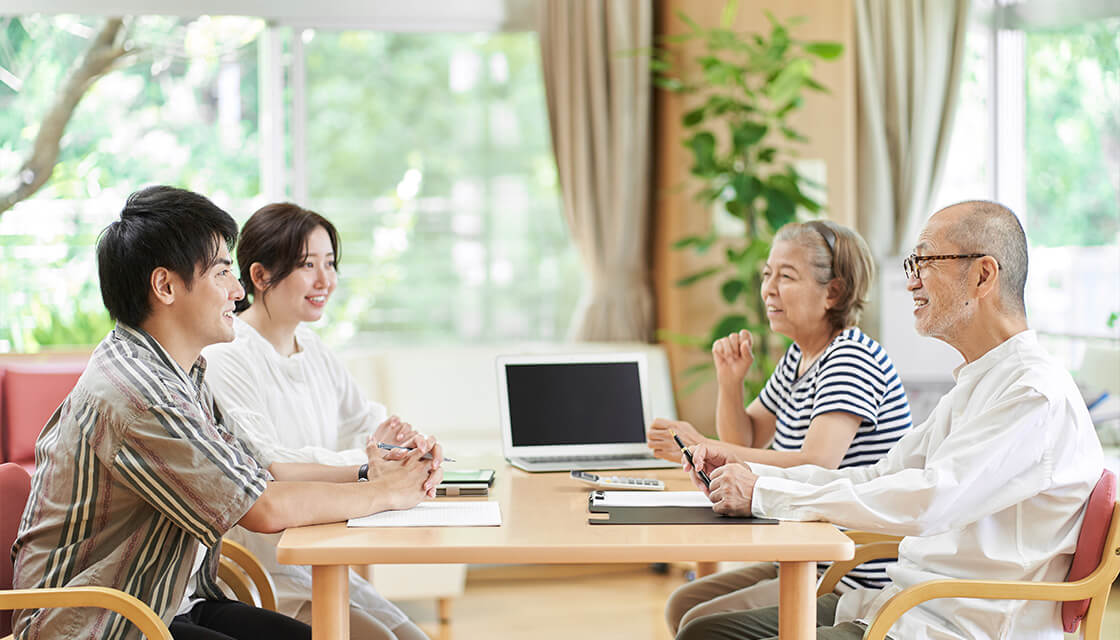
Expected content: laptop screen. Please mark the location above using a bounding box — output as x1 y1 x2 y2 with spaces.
504 361 646 447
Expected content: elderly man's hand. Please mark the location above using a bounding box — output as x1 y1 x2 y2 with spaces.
707 462 758 517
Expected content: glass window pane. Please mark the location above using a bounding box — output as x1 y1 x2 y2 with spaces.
1023 19 1119 339
0 15 263 351
300 31 580 345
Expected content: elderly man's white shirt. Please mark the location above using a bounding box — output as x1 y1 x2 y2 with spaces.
748 331 1103 640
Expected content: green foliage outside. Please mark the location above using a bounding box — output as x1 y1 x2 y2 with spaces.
0 17 576 351
652 3 840 396
1 15 263 351
300 31 578 344
1025 19 1120 247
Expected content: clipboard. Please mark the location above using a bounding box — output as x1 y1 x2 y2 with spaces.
588 505 778 525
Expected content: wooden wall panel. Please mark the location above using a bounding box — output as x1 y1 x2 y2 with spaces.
652 0 856 431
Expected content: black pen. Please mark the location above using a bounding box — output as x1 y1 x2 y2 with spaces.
670 430 711 488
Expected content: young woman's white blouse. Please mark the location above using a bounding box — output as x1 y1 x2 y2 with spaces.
203 317 386 468
200 318 407 628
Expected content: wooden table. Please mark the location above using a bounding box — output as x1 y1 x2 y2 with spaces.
277 463 853 640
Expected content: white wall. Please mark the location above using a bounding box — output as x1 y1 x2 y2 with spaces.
877 259 962 383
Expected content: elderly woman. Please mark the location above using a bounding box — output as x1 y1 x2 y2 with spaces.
647 220 912 634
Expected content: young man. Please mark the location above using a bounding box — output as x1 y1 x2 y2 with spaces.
678 201 1104 640
11 186 443 640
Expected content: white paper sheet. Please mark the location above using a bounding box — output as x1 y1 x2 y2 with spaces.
347 501 502 527
590 491 713 508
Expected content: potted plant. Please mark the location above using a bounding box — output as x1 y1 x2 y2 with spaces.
653 2 843 396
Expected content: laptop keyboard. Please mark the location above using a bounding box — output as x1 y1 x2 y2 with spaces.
522 453 658 463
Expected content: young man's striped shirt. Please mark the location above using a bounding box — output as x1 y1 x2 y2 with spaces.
11 324 269 640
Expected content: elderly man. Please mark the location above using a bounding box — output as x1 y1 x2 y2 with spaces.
678 201 1104 640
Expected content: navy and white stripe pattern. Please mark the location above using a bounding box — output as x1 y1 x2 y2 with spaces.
759 327 912 588
11 324 269 640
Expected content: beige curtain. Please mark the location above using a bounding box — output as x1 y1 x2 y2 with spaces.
538 0 654 342
856 0 971 256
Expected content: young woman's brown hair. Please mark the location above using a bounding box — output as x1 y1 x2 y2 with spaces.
234 203 340 313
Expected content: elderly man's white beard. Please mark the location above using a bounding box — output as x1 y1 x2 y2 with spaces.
915 283 975 344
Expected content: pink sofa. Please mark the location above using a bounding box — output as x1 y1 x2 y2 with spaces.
0 362 86 473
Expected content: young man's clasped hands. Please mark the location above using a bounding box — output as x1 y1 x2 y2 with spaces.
682 445 758 517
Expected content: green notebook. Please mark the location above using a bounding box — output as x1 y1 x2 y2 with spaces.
440 469 495 485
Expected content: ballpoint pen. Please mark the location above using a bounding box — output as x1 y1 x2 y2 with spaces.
670 430 711 488
376 441 456 462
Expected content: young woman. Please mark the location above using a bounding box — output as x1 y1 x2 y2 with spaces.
202 203 435 640
647 221 913 633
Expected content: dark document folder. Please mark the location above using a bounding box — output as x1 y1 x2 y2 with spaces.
588 505 778 525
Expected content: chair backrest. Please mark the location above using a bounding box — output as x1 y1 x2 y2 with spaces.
1062 468 1118 633
1 462 32 635
0 363 84 465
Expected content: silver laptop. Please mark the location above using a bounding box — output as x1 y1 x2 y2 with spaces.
497 352 677 472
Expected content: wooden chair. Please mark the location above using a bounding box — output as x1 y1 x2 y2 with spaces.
816 469 1119 640
1 462 277 639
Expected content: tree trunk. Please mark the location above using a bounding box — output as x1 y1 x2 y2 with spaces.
0 18 130 216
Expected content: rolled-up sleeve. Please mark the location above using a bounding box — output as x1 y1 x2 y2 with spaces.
114 402 268 547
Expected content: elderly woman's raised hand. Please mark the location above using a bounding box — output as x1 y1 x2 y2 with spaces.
712 330 755 386
646 417 705 462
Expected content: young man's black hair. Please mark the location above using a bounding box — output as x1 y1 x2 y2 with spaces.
96 185 239 328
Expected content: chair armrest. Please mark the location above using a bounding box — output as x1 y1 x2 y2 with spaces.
0 586 171 640
219 538 278 612
863 573 1112 640
218 538 277 614
817 541 900 596
844 531 903 545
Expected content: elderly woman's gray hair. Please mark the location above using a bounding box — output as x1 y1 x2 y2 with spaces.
773 220 876 331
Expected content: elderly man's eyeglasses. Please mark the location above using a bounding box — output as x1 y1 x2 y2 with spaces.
903 253 989 280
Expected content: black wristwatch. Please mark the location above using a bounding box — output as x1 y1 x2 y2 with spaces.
357 463 369 482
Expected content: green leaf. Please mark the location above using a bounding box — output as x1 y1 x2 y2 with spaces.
721 279 746 304
757 147 777 163
676 266 722 287
763 188 796 231
719 0 740 28
803 41 844 60
731 173 763 207
1108 312 1118 329
724 200 745 219
685 132 718 177
797 194 823 213
780 126 809 142
653 77 685 92
803 77 829 93
672 234 707 250
726 246 748 263
742 238 771 273
675 10 702 33
709 315 749 347
682 106 706 127
673 231 717 253
775 97 803 119
767 58 812 105
732 121 768 149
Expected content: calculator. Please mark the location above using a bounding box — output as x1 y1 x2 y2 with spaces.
570 470 665 491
